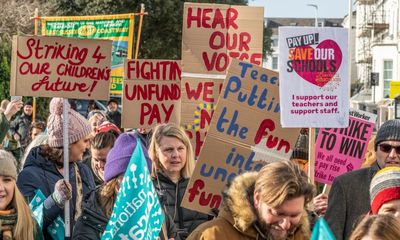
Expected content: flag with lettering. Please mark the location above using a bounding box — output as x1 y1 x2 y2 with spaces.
102 138 164 240
311 218 336 240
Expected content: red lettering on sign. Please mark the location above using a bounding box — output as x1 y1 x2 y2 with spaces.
140 103 174 125
254 119 291 153
31 76 90 94
187 179 222 209
186 7 238 30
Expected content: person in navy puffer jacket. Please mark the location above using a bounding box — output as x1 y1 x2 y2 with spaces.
17 98 95 239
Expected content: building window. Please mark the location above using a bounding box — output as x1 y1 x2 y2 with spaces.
272 38 278 47
383 60 393 98
272 57 278 70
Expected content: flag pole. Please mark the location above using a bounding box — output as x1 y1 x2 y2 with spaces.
134 4 146 59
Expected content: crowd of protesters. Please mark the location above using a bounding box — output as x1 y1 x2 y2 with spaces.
2 96 400 240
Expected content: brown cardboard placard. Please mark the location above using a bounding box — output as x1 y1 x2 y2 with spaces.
182 3 264 74
181 3 264 157
10 35 112 100
181 59 301 214
122 59 181 128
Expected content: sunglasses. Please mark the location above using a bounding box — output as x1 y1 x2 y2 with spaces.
379 144 400 154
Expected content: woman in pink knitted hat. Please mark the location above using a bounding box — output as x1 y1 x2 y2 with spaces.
17 98 96 238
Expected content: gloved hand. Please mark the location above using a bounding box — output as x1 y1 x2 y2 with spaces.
52 179 72 207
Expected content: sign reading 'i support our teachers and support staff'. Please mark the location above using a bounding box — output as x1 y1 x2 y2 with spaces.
279 27 349 128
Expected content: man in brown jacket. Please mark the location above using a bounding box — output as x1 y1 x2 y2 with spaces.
187 161 315 240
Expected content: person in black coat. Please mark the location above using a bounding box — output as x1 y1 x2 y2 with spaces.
149 123 211 239
72 132 178 240
325 119 400 240
17 98 95 238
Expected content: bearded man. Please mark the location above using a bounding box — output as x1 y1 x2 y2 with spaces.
187 160 315 240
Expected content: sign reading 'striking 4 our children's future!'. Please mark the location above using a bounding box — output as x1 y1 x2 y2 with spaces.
279 27 349 128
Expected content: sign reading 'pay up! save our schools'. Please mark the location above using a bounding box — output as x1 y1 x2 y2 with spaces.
10 35 112 100
279 27 349 128
182 59 300 215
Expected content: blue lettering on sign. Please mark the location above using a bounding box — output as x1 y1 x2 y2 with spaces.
216 107 248 140
199 147 264 183
222 62 280 113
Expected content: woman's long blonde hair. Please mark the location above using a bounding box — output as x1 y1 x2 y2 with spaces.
97 177 121 218
0 150 37 240
11 180 37 240
148 123 195 179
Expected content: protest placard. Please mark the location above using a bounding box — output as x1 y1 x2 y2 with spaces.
181 59 300 214
122 59 181 128
314 109 376 185
10 35 112 100
182 3 263 74
181 3 264 156
279 27 349 127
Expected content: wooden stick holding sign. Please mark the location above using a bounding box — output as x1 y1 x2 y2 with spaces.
62 99 70 237
308 128 316 184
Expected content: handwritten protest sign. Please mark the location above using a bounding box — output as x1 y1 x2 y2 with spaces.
279 27 349 127
181 3 264 157
10 35 112 100
102 139 164 239
182 59 300 214
122 59 181 128
314 109 376 185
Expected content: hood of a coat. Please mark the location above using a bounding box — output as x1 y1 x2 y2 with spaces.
23 146 58 173
222 171 310 239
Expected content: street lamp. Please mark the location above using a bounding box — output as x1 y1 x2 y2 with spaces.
307 4 318 27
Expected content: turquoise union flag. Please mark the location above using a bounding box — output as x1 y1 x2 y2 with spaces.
102 138 164 239
311 217 336 240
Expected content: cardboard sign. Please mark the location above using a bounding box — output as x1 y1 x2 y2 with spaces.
279 27 349 127
314 109 376 185
122 59 181 128
10 35 112 100
181 59 300 214
182 3 264 74
181 3 264 156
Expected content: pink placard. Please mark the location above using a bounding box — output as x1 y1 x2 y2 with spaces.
314 109 376 184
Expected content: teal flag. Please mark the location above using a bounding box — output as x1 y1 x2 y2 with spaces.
29 189 65 240
102 138 164 239
311 217 336 240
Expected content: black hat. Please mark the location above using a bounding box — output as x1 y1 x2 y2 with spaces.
107 99 118 106
24 98 33 106
375 119 400 150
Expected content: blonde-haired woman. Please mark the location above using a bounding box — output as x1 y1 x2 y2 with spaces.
350 214 400 240
149 123 210 239
0 150 42 240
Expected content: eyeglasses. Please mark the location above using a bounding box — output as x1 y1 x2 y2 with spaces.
379 144 400 154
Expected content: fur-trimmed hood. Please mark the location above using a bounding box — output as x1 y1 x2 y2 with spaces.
221 171 311 239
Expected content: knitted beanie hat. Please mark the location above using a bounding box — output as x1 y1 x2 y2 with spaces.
47 98 92 147
375 119 400 150
104 132 152 182
370 167 400 214
0 150 17 179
